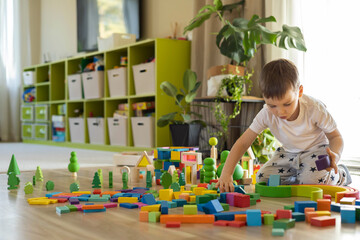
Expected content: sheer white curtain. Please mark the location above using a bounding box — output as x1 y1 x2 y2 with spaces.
0 0 31 142
265 0 360 160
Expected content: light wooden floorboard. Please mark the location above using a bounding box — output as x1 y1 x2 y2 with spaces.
1 167 359 240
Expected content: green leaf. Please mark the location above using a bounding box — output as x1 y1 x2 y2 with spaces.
176 94 184 104
157 112 177 127
214 0 223 10
181 114 191 122
277 25 307 52
190 119 207 128
183 69 197 93
160 81 177 98
185 91 198 103
183 5 216 34
254 15 276 24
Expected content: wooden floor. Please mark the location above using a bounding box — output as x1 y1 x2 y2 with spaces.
1 167 359 240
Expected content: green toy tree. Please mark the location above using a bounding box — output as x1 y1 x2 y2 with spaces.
200 168 205 183
179 172 185 186
109 171 113 188
70 182 80 192
172 170 179 183
33 176 36 186
98 169 103 186
170 182 181 192
35 166 43 182
203 157 216 183
7 172 18 190
160 172 172 189
146 171 152 188
24 182 34 194
122 172 129 190
216 150 244 180
46 181 54 191
68 151 80 177
7 154 20 176
92 172 101 188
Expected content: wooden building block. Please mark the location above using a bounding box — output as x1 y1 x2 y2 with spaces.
317 199 331 211
160 214 215 224
311 216 336 227
139 211 149 222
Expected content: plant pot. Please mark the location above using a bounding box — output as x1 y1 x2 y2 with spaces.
169 123 202 147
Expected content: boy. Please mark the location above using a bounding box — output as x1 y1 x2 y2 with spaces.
216 59 351 193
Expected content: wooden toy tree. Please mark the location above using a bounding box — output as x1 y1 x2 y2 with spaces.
46 181 54 191
7 172 18 190
32 176 36 186
172 170 179 183
109 171 113 188
68 151 80 177
179 172 185 186
160 172 172 189
203 157 216 183
35 166 43 182
92 172 101 188
98 169 103 187
7 154 20 176
122 172 129 189
24 182 33 194
70 182 80 192
170 182 180 192
146 171 152 188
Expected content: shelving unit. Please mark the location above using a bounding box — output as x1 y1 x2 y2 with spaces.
21 38 191 151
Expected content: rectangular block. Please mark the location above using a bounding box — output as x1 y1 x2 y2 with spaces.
273 219 295 229
139 211 149 222
268 175 281 186
160 215 215 224
272 228 285 236
276 209 292 219
246 209 262 226
294 201 317 213
317 199 331 211
149 211 161 223
291 212 305 222
118 197 138 203
311 216 336 227
341 207 356 223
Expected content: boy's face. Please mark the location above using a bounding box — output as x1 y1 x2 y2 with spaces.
264 85 303 121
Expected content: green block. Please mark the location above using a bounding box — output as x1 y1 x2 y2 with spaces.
66 205 78 212
56 206 70 214
146 190 159 198
184 205 198 215
196 195 211 205
273 219 295 230
255 182 292 198
168 201 177 208
204 193 218 200
250 199 257 206
190 185 197 191
284 205 295 212
246 193 260 200
187 202 197 205
149 211 161 223
220 203 229 211
356 208 360 221
272 228 285 236
264 214 274 225
154 160 163 170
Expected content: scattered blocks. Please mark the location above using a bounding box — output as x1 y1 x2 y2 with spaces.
173 199 187 207
160 215 215 224
120 203 138 209
56 206 70 214
159 189 173 201
141 194 157 205
202 199 223 214
141 204 161 212
228 221 246 228
311 216 336 227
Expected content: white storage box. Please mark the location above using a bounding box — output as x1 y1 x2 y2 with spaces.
69 117 85 143
82 71 104 99
107 67 127 97
131 116 154 148
23 71 35 85
97 33 136 51
87 117 105 144
68 74 83 100
132 62 155 95
107 117 128 146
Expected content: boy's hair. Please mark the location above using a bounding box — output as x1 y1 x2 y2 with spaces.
259 59 300 99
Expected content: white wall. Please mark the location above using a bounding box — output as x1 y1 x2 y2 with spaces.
36 0 194 64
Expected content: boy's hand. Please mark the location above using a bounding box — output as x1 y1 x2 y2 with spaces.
215 175 234 193
326 147 339 174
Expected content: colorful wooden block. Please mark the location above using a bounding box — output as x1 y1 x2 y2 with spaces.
276 209 292 219
340 197 356 205
149 211 161 223
294 201 317 213
317 199 331 211
141 194 157 205
268 175 281 187
160 214 215 224
159 189 174 201
264 214 275 225
311 216 336 227
291 212 305 222
139 211 149 222
341 207 356 223
184 205 198 215
246 209 262 226
166 221 181 228
273 219 295 229
228 221 246 228
272 228 285 236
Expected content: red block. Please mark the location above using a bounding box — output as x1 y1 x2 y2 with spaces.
209 179 218 185
166 222 181 228
234 194 250 208
228 221 246 228
197 183 208 188
226 193 239 206
49 197 68 203
310 216 336 227
156 179 161 185
323 194 332 200
214 220 230 226
93 189 101 194
276 209 292 219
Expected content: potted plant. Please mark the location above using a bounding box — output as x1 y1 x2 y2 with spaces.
184 0 307 150
157 69 206 146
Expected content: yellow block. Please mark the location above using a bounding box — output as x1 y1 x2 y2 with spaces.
182 191 192 194
316 211 331 216
171 151 181 161
72 191 91 194
190 195 196 202
118 197 138 203
138 155 151 167
173 192 181 199
193 187 205 196
159 189 174 201
28 199 52 205
27 197 48 203
202 190 217 195
154 149 158 159
49 199 58 204
180 186 185 192
141 204 161 212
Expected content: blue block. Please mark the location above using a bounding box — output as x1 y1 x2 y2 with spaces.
157 150 171 159
246 209 262 226
219 192 228 203
112 193 125 198
172 199 187 207
77 197 89 201
213 211 246 221
331 203 341 212
163 161 173 171
161 201 169 214
203 199 224 214
268 175 281 187
119 203 138 209
294 201 317 213
133 187 149 190
85 203 94 205
155 171 162 180
123 193 142 200
355 200 360 206
83 208 106 213
291 212 305 222
341 208 356 223
202 206 211 214
197 203 206 212
46 192 62 198
80 194 91 197
141 194 157 205
234 185 246 194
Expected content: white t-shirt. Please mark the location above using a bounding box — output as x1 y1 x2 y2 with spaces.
249 94 337 153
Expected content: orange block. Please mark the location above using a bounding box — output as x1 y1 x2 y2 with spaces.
304 207 316 214
160 215 215 224
179 193 190 202
101 191 121 197
82 204 105 210
234 214 247 222
139 211 149 222
306 212 318 223
317 199 331 211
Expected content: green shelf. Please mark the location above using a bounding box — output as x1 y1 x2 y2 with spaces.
21 38 191 152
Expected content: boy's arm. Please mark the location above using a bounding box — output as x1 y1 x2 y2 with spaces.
325 128 344 174
215 128 258 193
